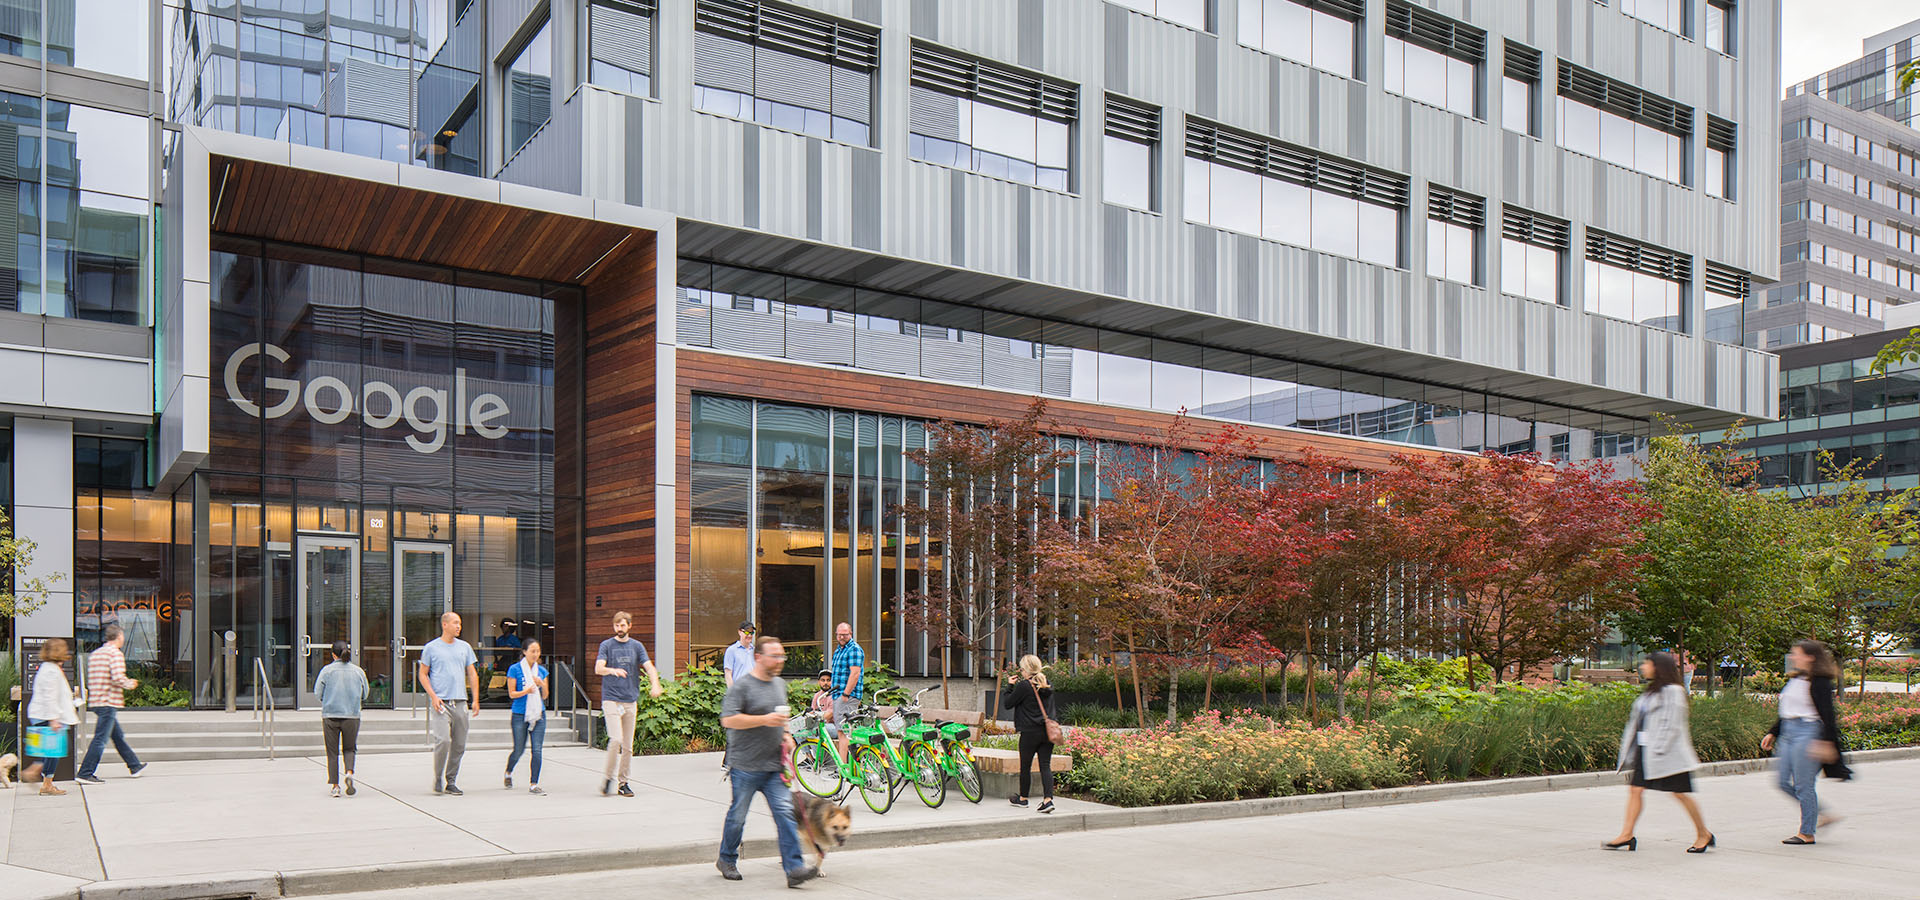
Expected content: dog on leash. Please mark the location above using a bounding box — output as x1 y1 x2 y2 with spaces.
791 789 853 873
0 753 18 788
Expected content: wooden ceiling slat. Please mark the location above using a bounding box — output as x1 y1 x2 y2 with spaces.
209 157 642 284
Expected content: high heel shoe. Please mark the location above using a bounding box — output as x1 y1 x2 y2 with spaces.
1602 837 1637 851
1686 834 1715 853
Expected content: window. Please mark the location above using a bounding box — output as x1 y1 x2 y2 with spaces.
50 103 151 325
1103 95 1159 211
1236 0 1361 79
586 0 656 97
1555 61 1690 184
1502 41 1541 136
1426 186 1482 285
1705 115 1735 199
1703 262 1749 345
693 0 880 145
1184 118 1407 267
909 43 1075 190
1583 231 1689 332
505 18 552 159
1619 0 1685 35
1592 432 1644 458
1383 2 1483 118
1550 433 1570 462
1108 0 1207 31
1705 0 1734 55
1500 206 1569 305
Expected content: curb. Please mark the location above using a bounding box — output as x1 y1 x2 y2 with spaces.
58 747 1920 899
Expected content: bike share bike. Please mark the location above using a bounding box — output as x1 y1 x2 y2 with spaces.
789 686 983 813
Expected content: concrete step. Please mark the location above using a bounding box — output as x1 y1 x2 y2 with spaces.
75 710 585 760
128 742 527 762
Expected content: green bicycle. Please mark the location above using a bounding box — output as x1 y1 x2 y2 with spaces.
874 687 947 808
789 702 895 814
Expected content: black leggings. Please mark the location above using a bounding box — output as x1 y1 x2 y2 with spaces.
323 717 359 785
1018 730 1055 799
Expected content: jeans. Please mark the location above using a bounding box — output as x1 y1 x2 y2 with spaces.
78 706 141 777
1776 717 1822 835
322 717 359 785
507 713 546 784
1018 730 1056 798
603 700 637 782
428 701 470 787
718 768 806 876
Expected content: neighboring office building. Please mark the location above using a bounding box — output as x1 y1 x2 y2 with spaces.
7 0 1782 708
1734 325 1920 495
1759 22 1920 349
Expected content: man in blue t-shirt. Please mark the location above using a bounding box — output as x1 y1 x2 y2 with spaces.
595 611 663 797
419 611 479 795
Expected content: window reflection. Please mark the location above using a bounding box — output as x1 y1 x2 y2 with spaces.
506 19 552 159
693 1 876 146
1237 0 1355 78
587 0 654 98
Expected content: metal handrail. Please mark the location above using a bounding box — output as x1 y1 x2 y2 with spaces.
251 657 275 759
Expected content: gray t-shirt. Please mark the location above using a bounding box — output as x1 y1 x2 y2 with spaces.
721 671 788 772
420 637 477 701
596 637 651 704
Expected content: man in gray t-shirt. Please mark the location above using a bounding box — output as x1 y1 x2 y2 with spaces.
715 637 814 887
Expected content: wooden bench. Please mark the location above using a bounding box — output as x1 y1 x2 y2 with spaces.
1577 669 1637 684
972 746 1072 775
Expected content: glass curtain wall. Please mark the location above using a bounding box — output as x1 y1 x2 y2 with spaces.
193 236 573 708
74 437 179 699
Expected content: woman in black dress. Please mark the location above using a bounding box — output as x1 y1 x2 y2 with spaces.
1605 652 1712 853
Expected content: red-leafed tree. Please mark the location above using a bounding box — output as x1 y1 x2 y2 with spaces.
1394 452 1653 683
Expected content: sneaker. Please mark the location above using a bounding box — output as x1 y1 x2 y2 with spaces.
1008 796 1029 808
602 778 613 796
128 764 148 778
443 783 464 796
1037 800 1054 814
504 773 513 790
344 775 355 796
331 785 342 798
786 866 820 888
716 860 742 881
433 782 445 795
529 786 546 796
618 782 635 797
75 775 105 785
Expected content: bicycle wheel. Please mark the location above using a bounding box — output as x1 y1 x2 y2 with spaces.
791 739 843 798
851 745 894 814
949 742 983 804
908 742 946 808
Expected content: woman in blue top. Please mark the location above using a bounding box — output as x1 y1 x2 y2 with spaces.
315 640 369 798
505 640 551 795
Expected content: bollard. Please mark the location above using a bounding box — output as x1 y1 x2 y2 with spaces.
224 630 238 713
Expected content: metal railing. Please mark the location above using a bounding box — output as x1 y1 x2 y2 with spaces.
251 657 275 759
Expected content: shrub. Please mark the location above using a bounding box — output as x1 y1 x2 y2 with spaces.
1057 710 1411 806
1060 702 1136 728
1364 656 1493 690
630 662 896 756
1839 694 1920 750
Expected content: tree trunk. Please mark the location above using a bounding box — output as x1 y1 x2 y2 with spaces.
1259 657 1268 707
1127 628 1146 730
1334 668 1348 718
939 645 951 709
1304 626 1318 724
1203 653 1215 712
1278 655 1290 711
1860 627 1872 702
1111 654 1124 712
1365 650 1379 722
1462 650 1477 691
1704 662 1715 698
1166 667 1180 727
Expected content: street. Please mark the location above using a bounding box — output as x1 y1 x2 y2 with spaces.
303 759 1920 900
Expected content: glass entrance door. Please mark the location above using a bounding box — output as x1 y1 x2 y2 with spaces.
394 541 453 709
295 534 360 708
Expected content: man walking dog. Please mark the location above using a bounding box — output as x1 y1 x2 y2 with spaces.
715 635 816 888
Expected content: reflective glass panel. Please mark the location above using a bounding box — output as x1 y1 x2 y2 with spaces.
506 19 552 158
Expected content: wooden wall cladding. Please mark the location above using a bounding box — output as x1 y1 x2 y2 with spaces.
579 235 660 696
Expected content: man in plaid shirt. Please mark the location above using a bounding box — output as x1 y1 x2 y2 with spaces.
77 623 147 783
829 622 863 764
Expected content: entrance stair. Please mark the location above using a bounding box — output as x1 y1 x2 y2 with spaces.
76 708 586 762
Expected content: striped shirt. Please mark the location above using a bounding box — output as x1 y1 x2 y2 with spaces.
86 643 137 708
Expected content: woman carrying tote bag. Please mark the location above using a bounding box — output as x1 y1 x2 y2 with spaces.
21 638 81 795
1002 654 1059 814
1761 639 1851 845
1605 651 1713 853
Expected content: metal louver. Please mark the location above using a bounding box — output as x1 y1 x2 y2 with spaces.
1428 186 1485 229
910 42 1078 123
1504 40 1541 82
1501 206 1570 251
1586 230 1692 283
1706 115 1736 153
1185 118 1411 208
1557 60 1692 136
1386 1 1486 63
695 0 879 71
1299 0 1364 21
1105 94 1160 144
1703 261 1750 298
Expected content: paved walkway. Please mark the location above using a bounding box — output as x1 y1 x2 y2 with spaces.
313 758 1920 900
0 742 1100 893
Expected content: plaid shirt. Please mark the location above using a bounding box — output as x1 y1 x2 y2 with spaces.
829 639 865 698
86 643 138 708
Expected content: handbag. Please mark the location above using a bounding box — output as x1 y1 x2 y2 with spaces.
24 724 69 758
1035 683 1064 744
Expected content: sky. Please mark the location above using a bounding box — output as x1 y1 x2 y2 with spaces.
1780 2 1920 88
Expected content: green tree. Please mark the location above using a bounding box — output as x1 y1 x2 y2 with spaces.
1785 456 1920 699
1619 429 1803 695
1 511 60 621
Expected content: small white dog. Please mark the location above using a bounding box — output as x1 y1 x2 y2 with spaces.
0 752 18 788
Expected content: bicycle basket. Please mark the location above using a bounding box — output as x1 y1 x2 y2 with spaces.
882 712 906 736
786 712 818 735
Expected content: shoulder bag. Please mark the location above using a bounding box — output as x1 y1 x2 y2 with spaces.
1035 683 1064 744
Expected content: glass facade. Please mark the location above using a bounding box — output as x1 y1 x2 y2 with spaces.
74 437 178 699
1384 35 1476 118
1740 348 1920 494
189 236 576 707
1236 0 1355 79
1556 92 1686 185
505 18 552 158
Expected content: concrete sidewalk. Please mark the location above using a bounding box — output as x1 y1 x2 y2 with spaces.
1 741 1103 897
